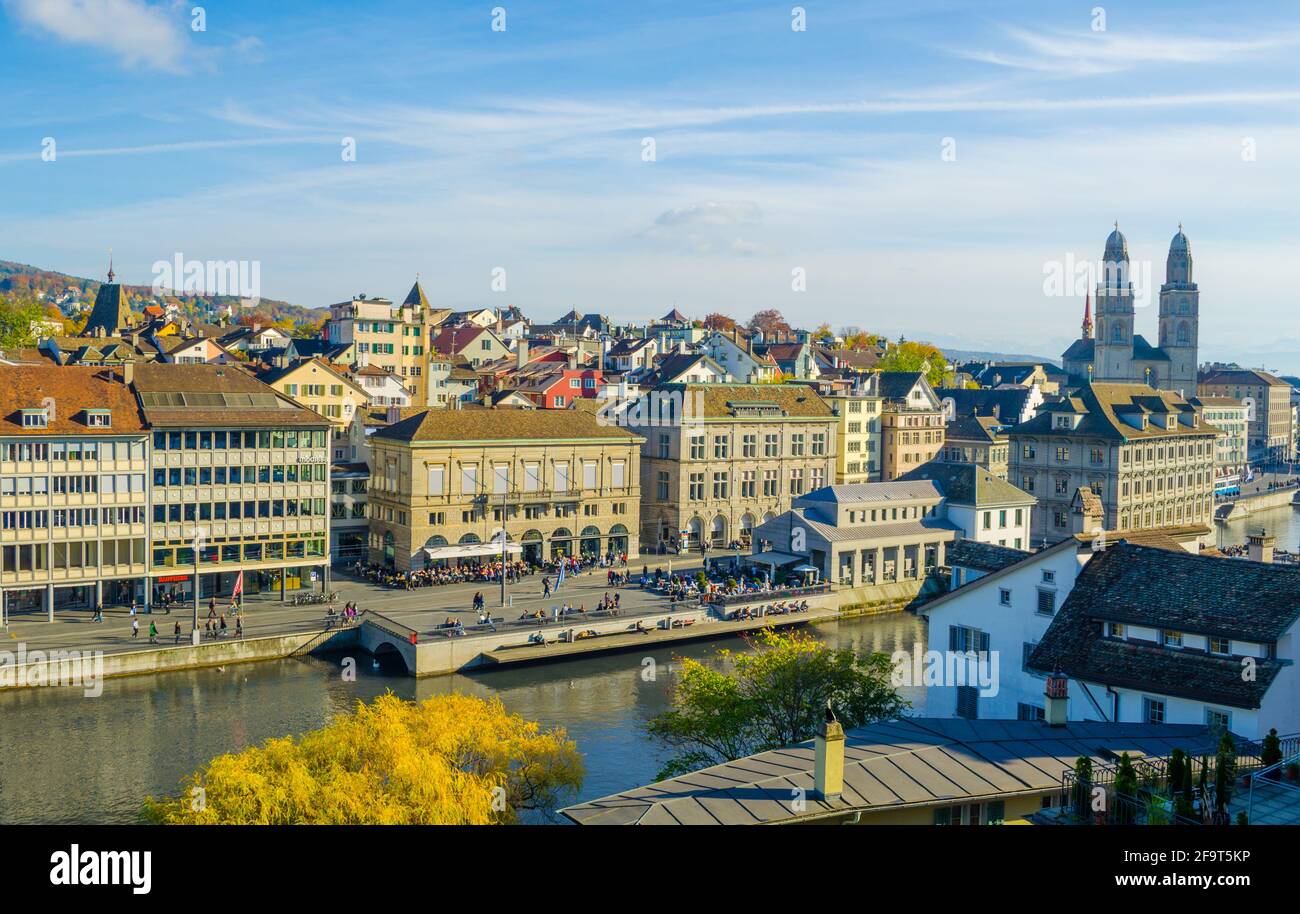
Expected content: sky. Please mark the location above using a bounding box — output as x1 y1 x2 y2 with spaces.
3 0 1300 373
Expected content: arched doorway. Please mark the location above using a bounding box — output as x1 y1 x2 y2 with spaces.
687 517 704 550
579 525 601 559
551 527 573 559
608 524 629 555
739 512 755 546
521 529 543 565
710 515 727 548
382 531 395 567
423 535 448 568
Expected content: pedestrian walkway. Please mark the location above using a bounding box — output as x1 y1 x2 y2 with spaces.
0 552 738 662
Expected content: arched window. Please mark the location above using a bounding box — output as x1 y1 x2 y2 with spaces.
1111 322 1124 342
1176 321 1190 344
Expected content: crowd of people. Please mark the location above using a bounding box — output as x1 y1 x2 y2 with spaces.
352 559 532 589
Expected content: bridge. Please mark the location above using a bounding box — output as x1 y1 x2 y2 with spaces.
341 595 842 677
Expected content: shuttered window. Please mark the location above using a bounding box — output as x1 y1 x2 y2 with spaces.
427 465 445 495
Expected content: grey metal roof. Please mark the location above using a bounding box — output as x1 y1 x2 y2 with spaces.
798 480 943 504
562 717 1217 825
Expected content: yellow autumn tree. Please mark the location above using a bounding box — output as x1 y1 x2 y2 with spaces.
142 693 583 824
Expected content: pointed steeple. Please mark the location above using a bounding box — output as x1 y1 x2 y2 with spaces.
401 276 429 310
82 250 133 338
1081 291 1092 340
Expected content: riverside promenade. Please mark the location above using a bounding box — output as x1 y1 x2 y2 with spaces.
0 550 837 683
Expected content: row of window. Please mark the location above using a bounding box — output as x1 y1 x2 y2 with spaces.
152 537 327 567
153 464 327 486
2 506 148 530
152 498 328 523
1 539 146 573
2 440 146 463
418 461 628 497
152 429 328 451
663 431 830 460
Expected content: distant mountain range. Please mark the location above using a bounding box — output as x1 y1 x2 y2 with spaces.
943 348 1062 367
0 259 327 328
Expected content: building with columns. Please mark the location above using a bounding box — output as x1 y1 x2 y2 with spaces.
1061 225 1199 396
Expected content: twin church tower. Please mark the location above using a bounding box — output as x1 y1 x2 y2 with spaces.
1061 225 1199 395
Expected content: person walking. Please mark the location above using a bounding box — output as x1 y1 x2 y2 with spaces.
148 620 158 644
174 619 182 644
131 616 139 639
235 616 243 639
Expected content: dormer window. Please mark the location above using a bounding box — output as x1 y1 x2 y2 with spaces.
1162 629 1183 648
20 408 49 429
85 409 112 428
1107 622 1125 639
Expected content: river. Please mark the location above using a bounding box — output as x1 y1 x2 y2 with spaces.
4 510 1289 825
0 613 926 824
1215 502 1300 553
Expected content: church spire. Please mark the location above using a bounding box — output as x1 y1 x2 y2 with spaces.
1081 291 1092 340
107 248 115 283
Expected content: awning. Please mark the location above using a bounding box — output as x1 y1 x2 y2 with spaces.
423 543 522 560
746 551 804 567
791 564 820 573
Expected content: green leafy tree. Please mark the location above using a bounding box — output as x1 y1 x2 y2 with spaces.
877 339 948 388
0 298 46 349
646 628 908 780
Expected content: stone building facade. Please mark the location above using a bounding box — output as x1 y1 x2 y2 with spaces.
1008 383 1217 544
632 383 837 552
367 409 643 571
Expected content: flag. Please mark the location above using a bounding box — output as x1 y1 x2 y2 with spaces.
556 562 566 590
231 571 244 600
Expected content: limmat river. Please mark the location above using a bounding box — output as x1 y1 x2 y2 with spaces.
3 510 1290 826
1215 502 1300 553
0 613 927 825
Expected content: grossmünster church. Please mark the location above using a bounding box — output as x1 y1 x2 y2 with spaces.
1061 225 1199 396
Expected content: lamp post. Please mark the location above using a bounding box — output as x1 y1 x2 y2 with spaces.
191 527 204 645
500 490 508 608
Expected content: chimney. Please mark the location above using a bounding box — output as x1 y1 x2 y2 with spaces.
568 348 578 371
122 360 134 386
1247 528 1275 564
1045 668 1069 727
813 701 845 800
516 340 529 371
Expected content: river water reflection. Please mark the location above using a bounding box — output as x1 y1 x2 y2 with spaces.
0 613 926 824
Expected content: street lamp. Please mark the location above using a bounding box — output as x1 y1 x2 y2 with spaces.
191 527 206 645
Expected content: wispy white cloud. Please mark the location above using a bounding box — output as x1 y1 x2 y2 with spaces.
4 0 191 73
953 25 1300 76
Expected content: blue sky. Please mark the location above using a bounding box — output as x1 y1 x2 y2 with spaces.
3 0 1300 372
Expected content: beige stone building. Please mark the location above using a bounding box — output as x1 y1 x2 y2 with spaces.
878 371 946 480
263 358 372 432
0 365 149 620
825 381 882 484
1198 368 1295 462
1008 383 1218 543
367 409 643 571
631 383 837 552
324 282 435 405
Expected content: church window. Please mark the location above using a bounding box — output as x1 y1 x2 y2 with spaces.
1176 322 1190 344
